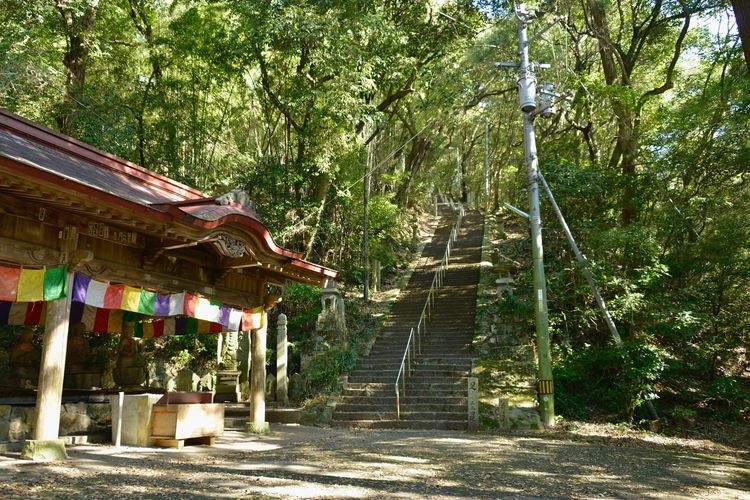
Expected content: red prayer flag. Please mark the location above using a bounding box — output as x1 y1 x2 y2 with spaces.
241 306 265 331
0 267 21 301
183 293 199 317
94 308 110 333
25 301 45 325
103 284 124 309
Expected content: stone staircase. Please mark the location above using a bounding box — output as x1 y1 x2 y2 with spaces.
331 206 484 429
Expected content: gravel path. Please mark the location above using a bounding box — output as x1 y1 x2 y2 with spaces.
0 424 748 499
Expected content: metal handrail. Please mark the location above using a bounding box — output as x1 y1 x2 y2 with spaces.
395 202 464 420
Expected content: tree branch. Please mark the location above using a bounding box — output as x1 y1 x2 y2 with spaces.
254 46 299 131
636 1 691 112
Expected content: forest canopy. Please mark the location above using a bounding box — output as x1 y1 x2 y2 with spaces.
1 0 747 421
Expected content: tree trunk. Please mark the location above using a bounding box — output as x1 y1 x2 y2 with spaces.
396 135 429 207
732 0 750 73
55 2 97 135
303 172 330 259
586 0 639 225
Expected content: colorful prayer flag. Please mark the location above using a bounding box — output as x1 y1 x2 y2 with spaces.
121 286 141 312
139 290 156 315
163 318 175 336
228 308 243 331
168 292 185 316
103 284 124 309
175 316 187 335
153 294 170 316
8 302 28 324
0 302 10 324
84 278 108 308
81 304 96 330
183 293 198 317
195 297 221 323
242 306 265 331
43 265 67 301
16 268 45 302
0 267 21 301
24 301 45 324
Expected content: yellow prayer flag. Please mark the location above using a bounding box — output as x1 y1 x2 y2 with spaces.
121 286 141 312
16 268 45 302
142 322 155 339
108 309 123 334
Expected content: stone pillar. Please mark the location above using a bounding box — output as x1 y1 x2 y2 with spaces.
22 271 74 460
468 376 479 432
247 316 269 434
238 331 251 400
276 314 288 405
215 330 240 403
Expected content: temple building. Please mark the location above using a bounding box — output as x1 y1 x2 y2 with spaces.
0 109 337 458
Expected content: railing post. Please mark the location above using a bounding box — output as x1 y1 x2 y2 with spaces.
395 385 400 420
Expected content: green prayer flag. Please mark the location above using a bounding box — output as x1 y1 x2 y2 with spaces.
138 290 156 315
186 317 198 335
43 265 68 301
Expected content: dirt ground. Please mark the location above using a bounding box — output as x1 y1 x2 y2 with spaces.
0 424 747 499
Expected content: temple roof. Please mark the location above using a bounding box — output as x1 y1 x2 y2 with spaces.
0 108 337 285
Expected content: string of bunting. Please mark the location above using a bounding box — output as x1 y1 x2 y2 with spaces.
0 265 67 302
0 264 266 333
71 273 264 331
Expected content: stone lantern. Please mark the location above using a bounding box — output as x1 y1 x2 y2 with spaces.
320 279 345 322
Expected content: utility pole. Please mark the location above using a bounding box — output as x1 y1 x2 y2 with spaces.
499 3 555 427
455 146 462 202
363 131 372 302
484 116 489 212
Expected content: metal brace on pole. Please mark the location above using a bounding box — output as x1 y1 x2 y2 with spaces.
537 171 622 345
538 171 659 420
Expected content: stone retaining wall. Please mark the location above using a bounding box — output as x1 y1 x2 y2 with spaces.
0 402 111 443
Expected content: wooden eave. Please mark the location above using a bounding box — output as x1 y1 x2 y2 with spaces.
0 108 338 287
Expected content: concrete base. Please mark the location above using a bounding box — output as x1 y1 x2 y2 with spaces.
20 439 68 461
266 408 302 424
111 393 163 446
246 421 269 435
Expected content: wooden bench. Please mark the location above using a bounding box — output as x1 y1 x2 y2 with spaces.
150 392 225 448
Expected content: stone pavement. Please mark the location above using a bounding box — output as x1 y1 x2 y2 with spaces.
0 424 747 498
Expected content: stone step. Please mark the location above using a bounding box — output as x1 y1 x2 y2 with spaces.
338 393 467 405
224 416 246 429
330 419 468 430
335 402 466 413
350 368 470 378
332 410 466 421
333 210 484 427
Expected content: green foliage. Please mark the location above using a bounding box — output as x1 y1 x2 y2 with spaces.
554 341 666 421
1 0 748 427
302 344 354 396
707 377 750 418
140 333 218 374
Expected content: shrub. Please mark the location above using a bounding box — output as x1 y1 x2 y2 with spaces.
554 340 665 421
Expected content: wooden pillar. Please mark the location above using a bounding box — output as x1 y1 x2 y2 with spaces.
247 310 269 434
21 271 75 460
276 313 288 405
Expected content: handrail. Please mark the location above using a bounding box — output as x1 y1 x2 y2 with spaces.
395 201 464 420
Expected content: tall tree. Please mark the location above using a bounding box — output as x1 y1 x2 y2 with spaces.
55 0 99 134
